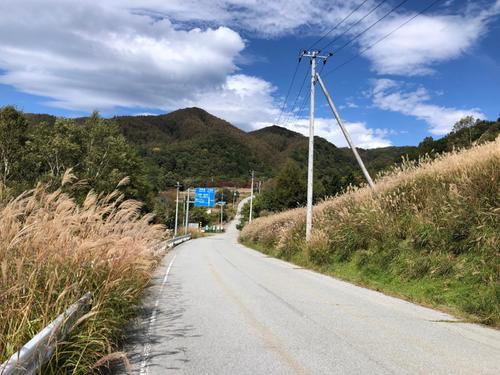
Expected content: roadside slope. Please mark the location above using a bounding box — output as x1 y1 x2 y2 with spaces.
240 138 500 326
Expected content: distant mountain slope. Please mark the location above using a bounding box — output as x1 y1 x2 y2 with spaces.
113 108 275 186
250 118 500 178
249 125 367 192
22 108 499 190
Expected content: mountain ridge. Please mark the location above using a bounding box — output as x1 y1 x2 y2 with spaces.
22 107 500 192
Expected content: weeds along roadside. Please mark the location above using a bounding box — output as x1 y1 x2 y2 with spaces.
240 138 500 326
0 171 167 374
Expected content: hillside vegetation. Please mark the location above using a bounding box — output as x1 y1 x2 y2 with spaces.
240 138 500 326
114 108 274 187
28 108 500 192
0 172 165 373
20 108 500 224
246 116 500 214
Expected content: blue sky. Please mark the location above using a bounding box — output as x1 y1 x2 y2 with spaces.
1 0 499 147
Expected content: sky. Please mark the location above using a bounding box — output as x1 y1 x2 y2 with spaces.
1 0 499 148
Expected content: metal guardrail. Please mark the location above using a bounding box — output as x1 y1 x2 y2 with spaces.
167 234 191 247
0 292 92 375
0 234 191 374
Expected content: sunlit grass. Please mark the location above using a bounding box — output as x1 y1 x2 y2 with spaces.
241 137 500 326
0 171 166 373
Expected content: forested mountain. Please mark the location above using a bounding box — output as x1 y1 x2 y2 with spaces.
113 108 274 188
22 107 500 193
12 106 499 221
249 116 500 201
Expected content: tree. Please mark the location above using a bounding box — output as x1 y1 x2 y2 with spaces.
418 136 435 155
77 113 152 202
452 116 479 146
189 206 211 226
452 116 477 133
26 118 82 186
23 111 152 204
0 106 28 187
215 188 232 203
260 160 307 211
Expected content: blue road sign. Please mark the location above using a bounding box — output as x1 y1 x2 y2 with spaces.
194 188 215 207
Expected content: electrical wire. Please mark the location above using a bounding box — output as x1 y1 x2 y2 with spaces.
284 62 326 128
280 68 309 126
286 0 400 126
275 60 300 125
307 0 371 50
332 0 411 56
318 0 389 52
322 0 443 78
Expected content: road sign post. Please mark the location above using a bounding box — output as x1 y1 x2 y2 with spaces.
216 201 226 232
174 182 180 237
184 188 191 235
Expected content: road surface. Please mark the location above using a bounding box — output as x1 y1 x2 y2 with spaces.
119 206 500 374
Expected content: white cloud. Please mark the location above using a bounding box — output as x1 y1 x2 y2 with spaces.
0 0 497 136
371 79 485 135
0 1 244 111
181 74 280 131
360 1 500 75
345 97 359 108
117 0 364 37
116 0 500 76
291 118 392 148
255 116 392 149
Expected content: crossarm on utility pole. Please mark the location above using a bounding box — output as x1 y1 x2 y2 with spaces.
315 73 375 190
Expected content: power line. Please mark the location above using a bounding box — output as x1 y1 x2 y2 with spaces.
318 0 388 52
275 60 300 125
283 63 325 128
332 0 411 56
284 0 407 126
280 68 309 126
307 0 371 50
322 0 443 77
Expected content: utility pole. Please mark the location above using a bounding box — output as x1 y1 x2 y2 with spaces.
301 50 326 241
300 50 374 242
184 187 190 235
221 190 224 232
220 202 224 232
249 170 254 223
174 182 180 238
306 52 317 242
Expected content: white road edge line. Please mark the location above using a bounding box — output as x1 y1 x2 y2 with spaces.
139 254 177 375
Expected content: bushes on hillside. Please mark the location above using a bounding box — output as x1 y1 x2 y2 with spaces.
241 138 500 326
0 106 152 206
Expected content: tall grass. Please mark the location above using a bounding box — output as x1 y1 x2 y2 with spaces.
241 138 500 326
0 171 166 373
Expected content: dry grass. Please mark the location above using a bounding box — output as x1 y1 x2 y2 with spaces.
241 138 500 325
0 171 167 373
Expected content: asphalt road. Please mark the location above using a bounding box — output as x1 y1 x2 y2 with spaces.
120 206 500 374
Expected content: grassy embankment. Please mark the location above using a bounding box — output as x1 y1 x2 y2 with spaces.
0 172 166 373
240 138 499 326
